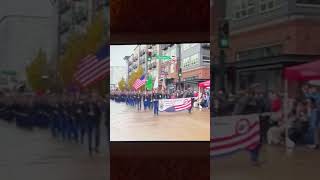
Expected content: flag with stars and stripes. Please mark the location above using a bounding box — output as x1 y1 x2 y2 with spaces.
74 45 109 87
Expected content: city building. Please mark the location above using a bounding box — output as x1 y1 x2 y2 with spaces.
213 0 320 94
58 0 105 55
180 43 210 90
124 43 210 91
126 44 160 78
160 44 181 91
0 0 57 89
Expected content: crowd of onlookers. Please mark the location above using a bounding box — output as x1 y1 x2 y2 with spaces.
213 83 320 149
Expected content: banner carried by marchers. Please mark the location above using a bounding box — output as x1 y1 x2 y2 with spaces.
211 114 260 157
159 98 192 112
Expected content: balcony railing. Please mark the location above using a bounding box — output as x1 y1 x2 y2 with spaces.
59 2 71 14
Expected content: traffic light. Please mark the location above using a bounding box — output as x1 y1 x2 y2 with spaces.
147 50 152 61
218 20 229 49
178 68 182 77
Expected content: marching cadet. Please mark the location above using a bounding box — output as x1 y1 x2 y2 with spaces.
143 92 147 111
137 92 142 111
77 96 87 144
61 98 71 141
94 99 102 153
50 97 60 137
86 97 101 155
153 91 162 116
70 97 79 142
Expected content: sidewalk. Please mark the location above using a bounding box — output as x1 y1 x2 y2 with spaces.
211 145 320 180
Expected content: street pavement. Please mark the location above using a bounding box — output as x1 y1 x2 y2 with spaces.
0 119 109 180
110 101 210 141
211 145 320 180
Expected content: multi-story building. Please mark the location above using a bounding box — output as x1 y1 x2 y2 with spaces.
213 0 320 94
0 0 57 89
58 0 105 55
180 43 210 90
160 44 181 91
126 44 160 78
125 43 210 91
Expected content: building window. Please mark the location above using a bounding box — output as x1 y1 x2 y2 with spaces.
202 56 210 63
236 44 282 61
233 0 256 20
183 57 191 68
259 0 282 13
190 53 199 66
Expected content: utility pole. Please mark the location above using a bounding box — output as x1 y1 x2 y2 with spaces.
50 0 61 92
218 19 229 91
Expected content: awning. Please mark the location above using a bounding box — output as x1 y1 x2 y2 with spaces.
284 59 320 81
198 80 210 88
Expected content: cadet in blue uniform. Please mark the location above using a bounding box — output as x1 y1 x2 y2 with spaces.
153 92 161 116
137 93 142 111
78 98 87 144
70 98 79 142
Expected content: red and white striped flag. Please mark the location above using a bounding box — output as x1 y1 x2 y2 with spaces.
74 45 109 87
211 114 260 157
133 74 146 90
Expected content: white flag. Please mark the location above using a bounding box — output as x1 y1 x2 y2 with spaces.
153 75 159 89
162 78 166 91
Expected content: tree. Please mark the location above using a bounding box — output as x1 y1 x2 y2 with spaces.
57 11 106 95
127 66 145 91
26 49 50 92
118 77 126 91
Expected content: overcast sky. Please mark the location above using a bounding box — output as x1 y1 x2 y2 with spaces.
110 45 136 67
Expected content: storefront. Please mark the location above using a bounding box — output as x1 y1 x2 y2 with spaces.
216 55 319 94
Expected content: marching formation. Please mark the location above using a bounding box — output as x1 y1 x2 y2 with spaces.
0 92 107 156
110 89 205 115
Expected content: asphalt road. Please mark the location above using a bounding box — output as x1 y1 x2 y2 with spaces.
211 145 320 180
0 118 109 180
110 101 210 141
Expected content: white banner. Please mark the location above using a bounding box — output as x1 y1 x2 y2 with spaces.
159 98 191 112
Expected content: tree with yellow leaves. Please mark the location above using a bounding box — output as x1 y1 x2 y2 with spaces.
118 77 126 91
128 66 145 91
26 49 50 92
58 11 107 95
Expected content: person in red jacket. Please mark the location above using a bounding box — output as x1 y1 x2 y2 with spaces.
270 92 282 112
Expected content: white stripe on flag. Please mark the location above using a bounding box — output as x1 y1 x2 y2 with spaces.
210 124 260 156
210 136 259 156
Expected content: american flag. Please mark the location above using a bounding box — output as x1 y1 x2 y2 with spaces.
74 45 109 87
211 116 260 157
174 98 192 111
133 74 146 90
